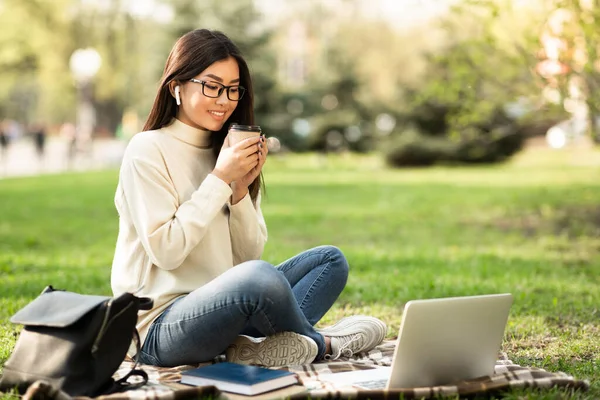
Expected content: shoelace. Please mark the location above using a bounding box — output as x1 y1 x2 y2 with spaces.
335 334 363 358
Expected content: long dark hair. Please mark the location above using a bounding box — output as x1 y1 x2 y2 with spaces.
143 29 262 202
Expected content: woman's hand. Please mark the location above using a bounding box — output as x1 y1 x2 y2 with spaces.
212 136 262 185
232 135 268 203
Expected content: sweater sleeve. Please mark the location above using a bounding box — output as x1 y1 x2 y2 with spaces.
228 191 268 264
119 144 232 271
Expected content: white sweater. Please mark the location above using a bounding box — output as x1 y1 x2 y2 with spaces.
111 118 268 348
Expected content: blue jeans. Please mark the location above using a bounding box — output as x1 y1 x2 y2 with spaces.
138 245 349 367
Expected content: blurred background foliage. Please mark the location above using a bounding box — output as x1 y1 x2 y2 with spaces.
0 0 597 166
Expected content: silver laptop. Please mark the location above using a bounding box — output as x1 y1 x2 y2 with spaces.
320 293 513 389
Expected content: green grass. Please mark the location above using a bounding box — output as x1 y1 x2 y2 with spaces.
1 146 599 399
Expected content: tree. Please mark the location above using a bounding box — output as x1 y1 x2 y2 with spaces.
541 0 600 143
384 0 557 166
0 0 163 133
267 2 434 152
0 0 74 124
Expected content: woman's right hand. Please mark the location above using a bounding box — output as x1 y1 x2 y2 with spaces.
211 136 261 184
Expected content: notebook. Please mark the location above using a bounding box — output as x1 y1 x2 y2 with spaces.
180 362 298 395
320 293 513 390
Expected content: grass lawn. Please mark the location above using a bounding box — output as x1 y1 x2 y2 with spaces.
1 146 599 399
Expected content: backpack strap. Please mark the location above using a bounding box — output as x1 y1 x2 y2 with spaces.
108 329 148 393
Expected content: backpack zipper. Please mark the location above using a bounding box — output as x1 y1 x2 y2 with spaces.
92 299 136 355
92 298 113 354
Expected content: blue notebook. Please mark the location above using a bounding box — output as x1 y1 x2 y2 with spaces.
180 362 298 395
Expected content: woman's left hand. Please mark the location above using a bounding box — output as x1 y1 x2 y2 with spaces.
231 135 268 203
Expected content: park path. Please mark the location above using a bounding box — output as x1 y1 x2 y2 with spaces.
0 136 126 178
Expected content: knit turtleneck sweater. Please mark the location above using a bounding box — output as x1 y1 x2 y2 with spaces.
111 118 267 351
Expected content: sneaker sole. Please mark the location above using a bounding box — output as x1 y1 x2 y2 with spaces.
226 332 318 367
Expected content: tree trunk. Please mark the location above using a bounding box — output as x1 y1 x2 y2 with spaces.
587 99 600 144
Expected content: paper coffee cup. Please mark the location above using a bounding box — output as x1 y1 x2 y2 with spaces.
228 124 262 145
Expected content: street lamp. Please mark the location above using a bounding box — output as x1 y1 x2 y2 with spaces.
69 48 101 162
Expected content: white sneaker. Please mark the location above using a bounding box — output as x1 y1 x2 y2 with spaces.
226 331 318 367
317 315 387 359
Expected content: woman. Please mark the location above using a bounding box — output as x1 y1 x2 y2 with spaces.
111 29 386 368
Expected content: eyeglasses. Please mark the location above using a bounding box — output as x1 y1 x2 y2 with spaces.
189 79 246 101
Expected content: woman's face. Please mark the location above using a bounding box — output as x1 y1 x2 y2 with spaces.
176 56 241 132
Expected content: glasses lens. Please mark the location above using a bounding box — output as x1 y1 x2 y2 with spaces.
227 86 245 101
202 82 222 98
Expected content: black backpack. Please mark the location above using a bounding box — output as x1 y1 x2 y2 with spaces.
0 286 153 397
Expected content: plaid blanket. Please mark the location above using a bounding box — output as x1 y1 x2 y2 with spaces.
21 341 589 400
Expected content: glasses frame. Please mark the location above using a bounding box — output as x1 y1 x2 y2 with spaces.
189 79 246 101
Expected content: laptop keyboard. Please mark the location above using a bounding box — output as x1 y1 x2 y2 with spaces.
353 379 388 390
318 367 392 390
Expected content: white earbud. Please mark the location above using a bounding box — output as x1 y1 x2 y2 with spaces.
174 86 181 106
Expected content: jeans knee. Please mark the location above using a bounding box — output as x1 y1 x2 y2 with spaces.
236 260 291 298
317 245 349 281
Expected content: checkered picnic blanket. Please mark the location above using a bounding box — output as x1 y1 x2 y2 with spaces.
21 341 589 400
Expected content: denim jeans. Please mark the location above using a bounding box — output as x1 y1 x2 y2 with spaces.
138 245 349 366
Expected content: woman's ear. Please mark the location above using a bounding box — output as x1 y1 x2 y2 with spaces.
174 86 181 105
168 82 181 105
